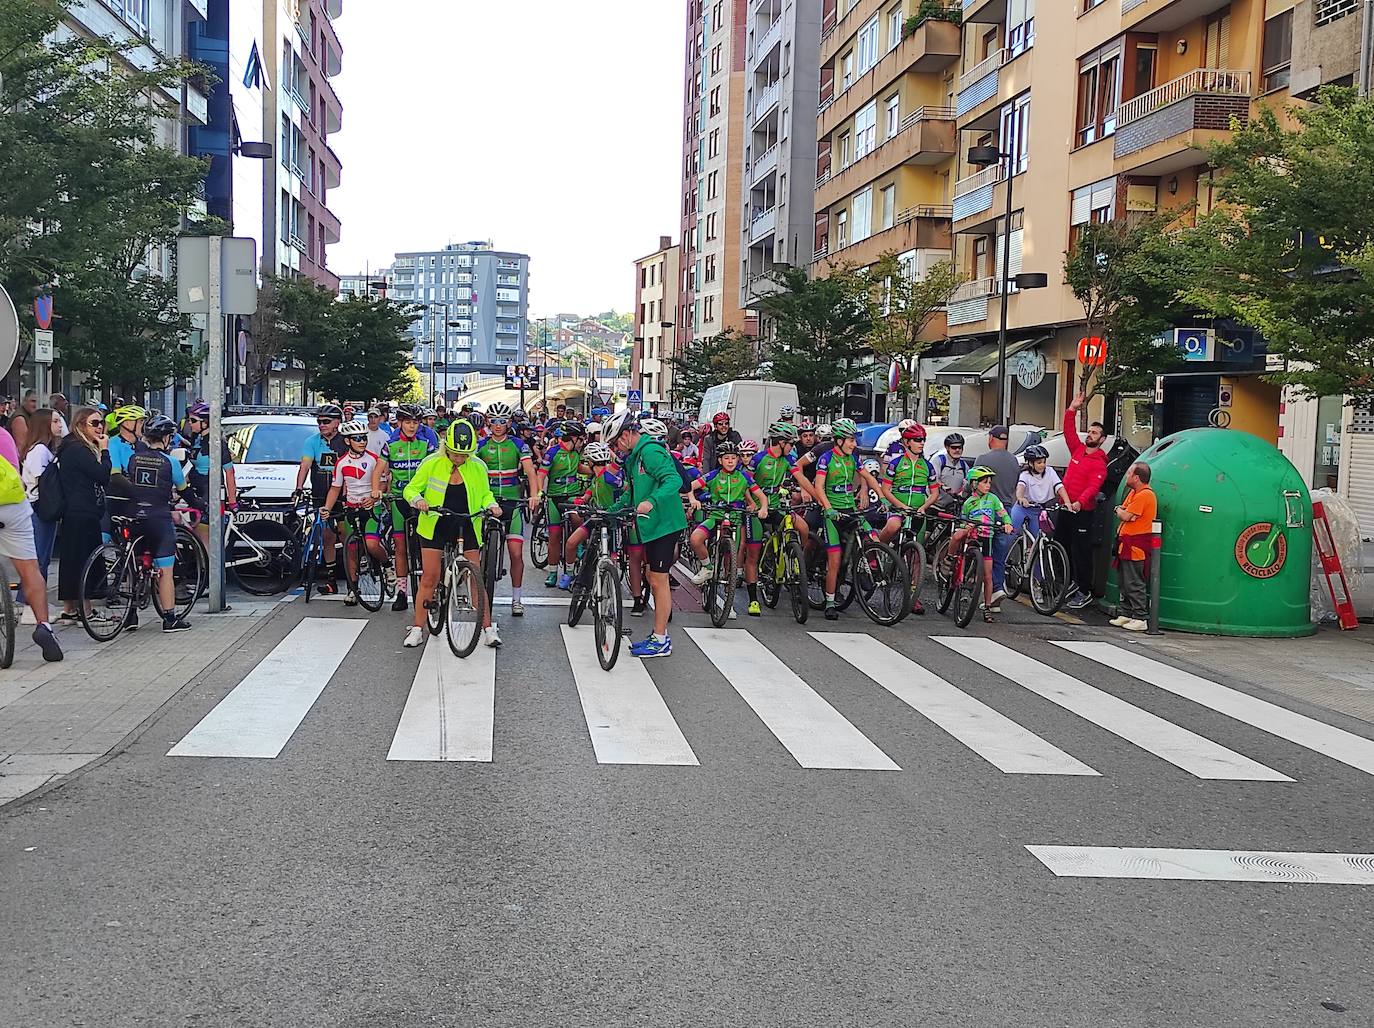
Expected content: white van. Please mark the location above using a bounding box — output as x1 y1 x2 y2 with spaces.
697 381 800 445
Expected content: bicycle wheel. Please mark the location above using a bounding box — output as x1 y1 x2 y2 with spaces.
1030 538 1072 616
805 545 827 610
592 558 624 671
407 523 422 601
758 537 781 609
530 506 550 569
954 547 984 628
301 521 321 603
230 519 295 595
854 539 910 627
444 558 483 658
900 540 926 610
567 550 591 627
0 563 14 669
481 523 505 607
79 543 135 643
1004 534 1028 599
354 539 386 613
783 537 809 625
705 535 735 628
160 526 205 620
936 549 959 616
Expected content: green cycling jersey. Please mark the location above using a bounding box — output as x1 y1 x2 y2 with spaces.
383 435 433 496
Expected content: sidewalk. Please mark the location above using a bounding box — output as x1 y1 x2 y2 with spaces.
0 594 281 806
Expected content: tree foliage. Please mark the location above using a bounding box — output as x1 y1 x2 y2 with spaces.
756 265 872 416
665 329 758 410
861 254 962 416
1159 88 1374 400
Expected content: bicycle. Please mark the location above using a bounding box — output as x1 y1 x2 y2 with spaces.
339 500 391 613
421 508 494 658
890 508 934 614
77 510 206 643
1004 504 1072 615
804 509 910 627
757 500 810 624
934 514 996 629
480 501 511 608
210 486 303 596
566 506 639 670
529 496 574 570
696 502 745 628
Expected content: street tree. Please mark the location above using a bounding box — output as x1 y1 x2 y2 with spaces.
306 293 420 402
862 253 962 417
665 329 757 410
756 264 872 416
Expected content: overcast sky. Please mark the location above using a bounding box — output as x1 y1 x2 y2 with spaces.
330 0 682 319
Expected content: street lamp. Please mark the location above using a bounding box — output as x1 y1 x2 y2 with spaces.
967 145 1047 426
659 320 676 416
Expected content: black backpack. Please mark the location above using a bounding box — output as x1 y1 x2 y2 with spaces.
34 457 65 523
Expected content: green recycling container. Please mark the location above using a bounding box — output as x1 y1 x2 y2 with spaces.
1107 428 1314 637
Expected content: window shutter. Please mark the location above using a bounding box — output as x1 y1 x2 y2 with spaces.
1091 177 1116 214
1070 186 1091 226
1009 227 1024 278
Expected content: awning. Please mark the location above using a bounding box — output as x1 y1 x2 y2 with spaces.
935 335 1051 385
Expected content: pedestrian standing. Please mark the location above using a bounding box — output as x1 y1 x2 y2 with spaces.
972 425 1021 611
10 389 39 454
1111 462 1157 632
56 406 112 622
0 424 63 660
17 408 63 615
1059 393 1110 609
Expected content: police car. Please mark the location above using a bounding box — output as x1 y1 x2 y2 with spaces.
224 407 320 506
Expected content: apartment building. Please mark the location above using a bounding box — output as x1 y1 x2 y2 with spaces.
263 0 343 289
931 0 1289 439
680 1 754 347
812 0 959 297
386 242 531 368
741 0 824 307
631 237 683 408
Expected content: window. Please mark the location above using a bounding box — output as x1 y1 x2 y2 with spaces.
836 209 849 247
124 0 150 30
857 16 880 73
705 255 718 282
704 295 716 322
1262 10 1292 92
1082 0 1106 10
712 1 723 31
853 188 873 243
881 184 896 230
706 212 719 240
854 101 877 159
708 128 720 158
1076 43 1122 146
1204 10 1231 68
1131 44 1157 99
1007 0 1035 58
711 44 723 74
884 93 900 139
1069 177 1117 246
1315 0 1358 26
973 235 990 280
842 50 854 90
709 86 721 117
784 41 791 73
706 170 718 200
280 189 291 242
839 131 852 168
782 107 790 139
888 5 903 51
1000 93 1031 175
994 211 1025 288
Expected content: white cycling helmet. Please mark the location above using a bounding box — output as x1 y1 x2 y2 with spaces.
583 441 614 464
897 418 918 432
639 417 668 440
339 419 369 439
816 423 834 440
601 409 637 443
585 422 602 436
485 401 513 419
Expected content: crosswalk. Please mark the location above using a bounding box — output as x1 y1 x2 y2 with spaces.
167 616 1374 786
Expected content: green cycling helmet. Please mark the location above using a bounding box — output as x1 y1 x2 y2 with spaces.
445 420 479 455
966 465 997 482
831 417 859 440
767 421 798 441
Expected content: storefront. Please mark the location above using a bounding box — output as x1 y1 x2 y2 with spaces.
1151 327 1280 444
930 335 1057 428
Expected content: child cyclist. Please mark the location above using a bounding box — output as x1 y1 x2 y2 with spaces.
685 440 768 615
947 465 1013 623
878 422 940 614
322 418 390 607
540 420 586 590
562 441 623 580
1013 443 1071 537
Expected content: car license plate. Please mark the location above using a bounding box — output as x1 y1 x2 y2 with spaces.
234 510 284 524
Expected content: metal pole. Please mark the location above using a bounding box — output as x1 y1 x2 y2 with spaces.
1360 0 1374 97
442 303 449 409
1146 519 1162 635
206 236 226 614
994 153 1015 427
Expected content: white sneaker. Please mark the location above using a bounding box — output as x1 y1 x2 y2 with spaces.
989 589 1006 606
403 625 425 648
1123 618 1148 632
1109 616 1130 627
482 625 503 648
727 605 737 621
689 567 712 586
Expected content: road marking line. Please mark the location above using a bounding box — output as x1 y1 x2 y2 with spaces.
387 636 496 762
560 626 698 766
813 633 1098 775
168 618 365 758
935 637 1292 782
1027 845 1374 885
1055 641 1374 777
686 628 900 771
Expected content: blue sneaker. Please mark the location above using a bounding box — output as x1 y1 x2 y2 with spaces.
558 573 572 590
629 635 672 658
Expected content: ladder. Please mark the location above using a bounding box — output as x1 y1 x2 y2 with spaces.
1312 501 1359 631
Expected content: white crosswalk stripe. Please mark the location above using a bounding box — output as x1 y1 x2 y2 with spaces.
169 617 365 758
388 636 496 762
1054 641 1374 777
561 626 699 766
813 633 1099 776
936 638 1293 781
684 628 900 771
1027 845 1374 885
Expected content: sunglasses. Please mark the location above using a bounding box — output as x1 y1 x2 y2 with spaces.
188 416 206 425
318 418 338 425
86 418 104 427
948 445 964 451
489 418 510 426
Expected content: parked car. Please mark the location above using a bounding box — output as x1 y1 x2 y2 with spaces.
867 423 1046 462
224 409 320 505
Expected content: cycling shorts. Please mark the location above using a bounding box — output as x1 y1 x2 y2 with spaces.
420 514 479 553
642 531 680 575
495 497 526 537
806 506 856 551
134 516 177 569
744 512 770 546
545 495 576 529
339 504 384 541
389 496 415 536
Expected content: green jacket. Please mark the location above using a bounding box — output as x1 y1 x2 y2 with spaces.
402 450 497 542
611 436 687 543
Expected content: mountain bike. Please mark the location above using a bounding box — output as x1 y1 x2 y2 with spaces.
1003 504 1072 615
697 502 744 627
77 511 205 642
529 497 574 570
757 500 810 624
934 514 995 629
891 509 934 614
339 500 390 612
805 509 910 627
422 508 494 658
567 506 639 670
480 501 511 608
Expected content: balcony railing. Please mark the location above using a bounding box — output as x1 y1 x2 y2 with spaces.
821 7 836 43
754 82 780 122
900 105 957 131
953 163 1003 199
754 15 783 60
897 204 955 224
813 242 830 261
1115 68 1252 127
1122 0 1149 12
751 206 778 241
950 276 997 303
816 168 831 188
959 48 1005 92
819 93 835 114
753 142 780 181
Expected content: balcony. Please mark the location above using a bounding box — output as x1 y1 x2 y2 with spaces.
751 206 777 242
818 18 960 139
952 163 1004 224
322 144 341 189
753 15 782 62
947 277 997 327
816 107 956 209
752 142 780 183
325 44 342 78
325 0 342 17
187 0 208 18
497 324 521 335
814 205 953 272
962 0 1009 23
1114 69 1252 174
956 48 1003 117
1122 0 1233 32
754 81 780 125
185 83 209 125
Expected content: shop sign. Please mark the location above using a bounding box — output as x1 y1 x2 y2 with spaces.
1014 349 1046 389
1177 328 1215 361
1077 337 1106 365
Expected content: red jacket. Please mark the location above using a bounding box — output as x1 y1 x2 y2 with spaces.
1062 407 1109 510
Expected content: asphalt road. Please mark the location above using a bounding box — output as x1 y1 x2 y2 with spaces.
2 574 1372 1027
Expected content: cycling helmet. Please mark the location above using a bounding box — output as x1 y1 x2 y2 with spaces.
862 457 882 476
639 417 668 440
583 441 613 464
901 423 927 441
585 422 603 436
188 400 210 418
142 414 177 441
591 406 611 417
559 420 587 439
397 403 423 421
339 419 370 439
816 424 833 440
513 407 527 420
1023 444 1050 462
712 412 731 426
767 421 798 441
738 438 759 459
486 401 513 420
943 432 966 447
461 401 479 413
715 440 739 458
777 404 796 421
113 404 147 427
831 418 858 440
316 403 343 421
601 409 636 443
798 421 816 433
422 407 436 418
897 418 918 432
966 465 996 482
445 420 479 454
